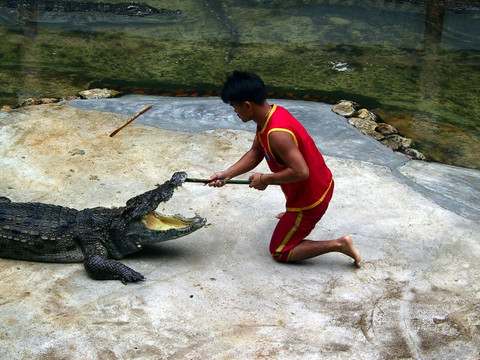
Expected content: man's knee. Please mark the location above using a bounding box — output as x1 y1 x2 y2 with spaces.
271 250 292 263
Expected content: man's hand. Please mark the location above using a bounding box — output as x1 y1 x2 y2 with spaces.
249 173 268 191
207 171 230 187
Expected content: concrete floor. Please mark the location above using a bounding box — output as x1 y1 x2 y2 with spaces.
0 98 479 359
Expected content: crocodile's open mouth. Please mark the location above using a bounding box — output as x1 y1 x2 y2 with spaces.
141 212 195 231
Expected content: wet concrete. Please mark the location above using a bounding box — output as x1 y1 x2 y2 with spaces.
0 98 479 359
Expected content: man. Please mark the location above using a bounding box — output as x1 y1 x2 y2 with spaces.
208 71 361 267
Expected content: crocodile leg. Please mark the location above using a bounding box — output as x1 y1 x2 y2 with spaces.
82 240 144 284
84 253 145 284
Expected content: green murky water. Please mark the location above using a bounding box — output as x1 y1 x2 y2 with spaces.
1 0 479 168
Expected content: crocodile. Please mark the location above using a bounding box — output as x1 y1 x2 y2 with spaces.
0 172 206 284
0 0 184 16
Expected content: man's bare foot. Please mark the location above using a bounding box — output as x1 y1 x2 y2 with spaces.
276 212 285 219
339 235 361 267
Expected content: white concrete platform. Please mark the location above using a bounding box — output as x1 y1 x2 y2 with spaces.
0 98 479 359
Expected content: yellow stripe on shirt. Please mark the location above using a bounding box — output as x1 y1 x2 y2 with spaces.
286 177 333 212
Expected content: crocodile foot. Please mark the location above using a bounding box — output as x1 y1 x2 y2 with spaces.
84 254 145 284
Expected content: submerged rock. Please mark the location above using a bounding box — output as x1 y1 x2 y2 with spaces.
380 134 413 151
329 17 351 26
402 148 426 161
376 123 398 136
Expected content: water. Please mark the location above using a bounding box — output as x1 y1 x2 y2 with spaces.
0 0 479 168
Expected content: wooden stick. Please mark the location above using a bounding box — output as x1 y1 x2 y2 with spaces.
109 104 153 137
185 177 252 185
186 177 281 186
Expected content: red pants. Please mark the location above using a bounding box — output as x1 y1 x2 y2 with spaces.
270 181 334 262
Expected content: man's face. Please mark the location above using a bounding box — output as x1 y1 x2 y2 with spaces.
230 101 252 122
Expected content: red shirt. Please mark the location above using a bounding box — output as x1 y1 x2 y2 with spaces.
257 105 333 212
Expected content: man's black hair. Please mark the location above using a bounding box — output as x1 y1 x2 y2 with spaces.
221 71 267 105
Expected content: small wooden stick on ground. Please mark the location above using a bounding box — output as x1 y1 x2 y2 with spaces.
109 104 153 137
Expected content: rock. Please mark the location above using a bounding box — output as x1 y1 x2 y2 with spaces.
359 128 385 140
401 148 426 161
1 105 12 111
346 116 384 139
39 98 60 104
376 123 398 136
332 100 360 117
331 101 418 157
78 88 121 99
356 108 379 122
347 117 378 132
18 98 60 107
20 98 42 107
380 134 413 151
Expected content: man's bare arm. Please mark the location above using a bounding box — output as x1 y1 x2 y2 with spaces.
250 131 309 188
208 135 264 186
